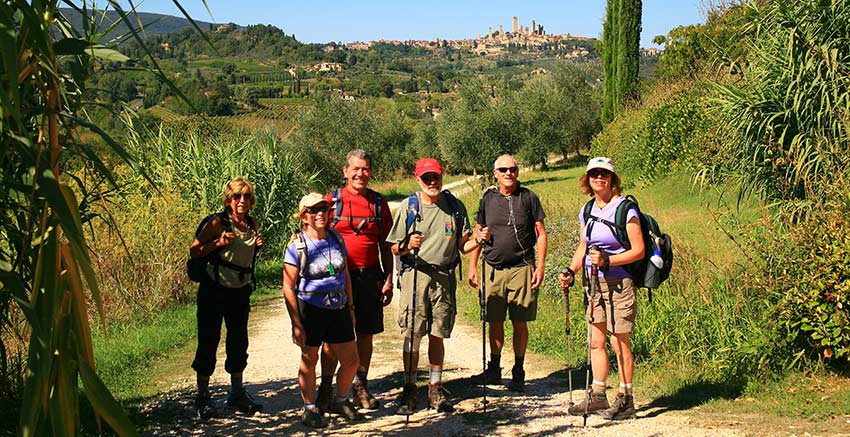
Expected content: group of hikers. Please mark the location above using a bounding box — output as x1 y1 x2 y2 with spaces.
187 150 642 428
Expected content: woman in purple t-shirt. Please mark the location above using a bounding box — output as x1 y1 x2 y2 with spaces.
559 157 645 421
282 193 362 428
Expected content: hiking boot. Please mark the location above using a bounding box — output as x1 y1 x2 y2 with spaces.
301 405 328 428
195 392 218 419
471 363 501 385
568 390 609 416
330 398 364 421
428 383 455 413
352 379 380 410
600 392 636 420
226 389 263 414
505 366 525 392
316 381 333 414
394 383 418 415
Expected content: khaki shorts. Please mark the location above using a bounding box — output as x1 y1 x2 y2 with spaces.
397 266 457 339
484 263 538 322
586 277 637 334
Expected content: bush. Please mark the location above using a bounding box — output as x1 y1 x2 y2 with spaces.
753 206 850 368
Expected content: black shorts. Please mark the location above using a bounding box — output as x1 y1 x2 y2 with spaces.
350 265 385 335
298 299 356 347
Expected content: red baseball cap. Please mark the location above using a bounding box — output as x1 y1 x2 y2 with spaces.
415 158 443 177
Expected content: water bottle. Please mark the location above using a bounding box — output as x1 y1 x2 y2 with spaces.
650 249 664 269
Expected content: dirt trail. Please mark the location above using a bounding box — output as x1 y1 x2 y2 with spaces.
141 296 743 436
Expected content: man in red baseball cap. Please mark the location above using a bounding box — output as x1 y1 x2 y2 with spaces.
386 157 481 414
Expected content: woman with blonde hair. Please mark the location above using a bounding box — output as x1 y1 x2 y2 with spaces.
283 193 362 428
189 176 264 418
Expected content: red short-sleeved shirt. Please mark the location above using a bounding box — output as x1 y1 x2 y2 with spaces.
325 188 392 270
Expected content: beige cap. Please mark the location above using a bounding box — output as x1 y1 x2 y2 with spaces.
586 157 615 174
294 192 329 217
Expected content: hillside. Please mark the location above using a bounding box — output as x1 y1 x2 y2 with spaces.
59 7 226 43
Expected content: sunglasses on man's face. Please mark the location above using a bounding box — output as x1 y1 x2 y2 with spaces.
233 192 253 201
588 169 612 178
305 205 327 214
421 173 442 184
496 166 518 174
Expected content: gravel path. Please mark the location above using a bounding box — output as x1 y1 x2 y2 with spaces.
141 296 744 436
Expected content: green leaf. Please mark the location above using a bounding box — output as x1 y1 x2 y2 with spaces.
89 46 129 63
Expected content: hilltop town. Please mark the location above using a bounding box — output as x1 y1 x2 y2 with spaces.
335 16 660 59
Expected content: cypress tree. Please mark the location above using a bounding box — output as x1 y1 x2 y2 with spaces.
601 0 618 123
602 0 642 123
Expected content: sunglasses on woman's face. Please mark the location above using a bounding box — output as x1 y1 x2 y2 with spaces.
305 205 327 214
588 169 612 178
233 192 253 201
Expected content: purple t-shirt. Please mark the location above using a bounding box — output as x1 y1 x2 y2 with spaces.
579 196 638 279
284 232 348 309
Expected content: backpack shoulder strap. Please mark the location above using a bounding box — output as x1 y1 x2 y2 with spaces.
216 211 232 232
371 189 383 227
295 231 308 284
614 196 638 250
330 188 342 228
405 192 420 233
582 199 594 225
328 228 345 253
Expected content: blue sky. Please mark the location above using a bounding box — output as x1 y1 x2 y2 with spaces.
123 0 706 48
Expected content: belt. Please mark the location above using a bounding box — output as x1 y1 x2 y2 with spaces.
486 260 533 270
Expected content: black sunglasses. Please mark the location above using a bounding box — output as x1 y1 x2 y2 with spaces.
305 205 327 214
588 169 612 178
496 166 518 174
421 173 442 184
233 192 253 201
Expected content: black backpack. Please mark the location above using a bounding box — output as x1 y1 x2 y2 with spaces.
583 195 673 300
187 212 258 288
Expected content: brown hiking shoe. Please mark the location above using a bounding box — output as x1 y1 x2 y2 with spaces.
352 379 380 410
600 393 636 420
428 383 455 413
568 390 609 416
316 381 333 414
330 398 364 421
395 383 418 415
471 363 501 385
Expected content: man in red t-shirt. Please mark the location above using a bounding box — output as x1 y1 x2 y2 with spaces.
315 149 393 413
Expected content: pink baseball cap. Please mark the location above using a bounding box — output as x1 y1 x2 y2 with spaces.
415 158 443 177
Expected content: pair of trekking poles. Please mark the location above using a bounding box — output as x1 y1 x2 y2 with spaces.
563 244 601 427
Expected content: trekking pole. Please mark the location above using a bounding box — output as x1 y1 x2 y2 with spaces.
405 228 421 424
561 269 573 408
480 255 489 412
583 245 600 427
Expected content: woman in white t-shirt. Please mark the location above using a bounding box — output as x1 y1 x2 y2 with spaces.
559 157 645 421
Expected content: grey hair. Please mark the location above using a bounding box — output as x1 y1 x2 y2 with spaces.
344 149 372 169
493 154 518 169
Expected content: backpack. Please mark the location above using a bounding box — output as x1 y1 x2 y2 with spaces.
187 212 259 289
582 194 673 300
330 187 383 232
